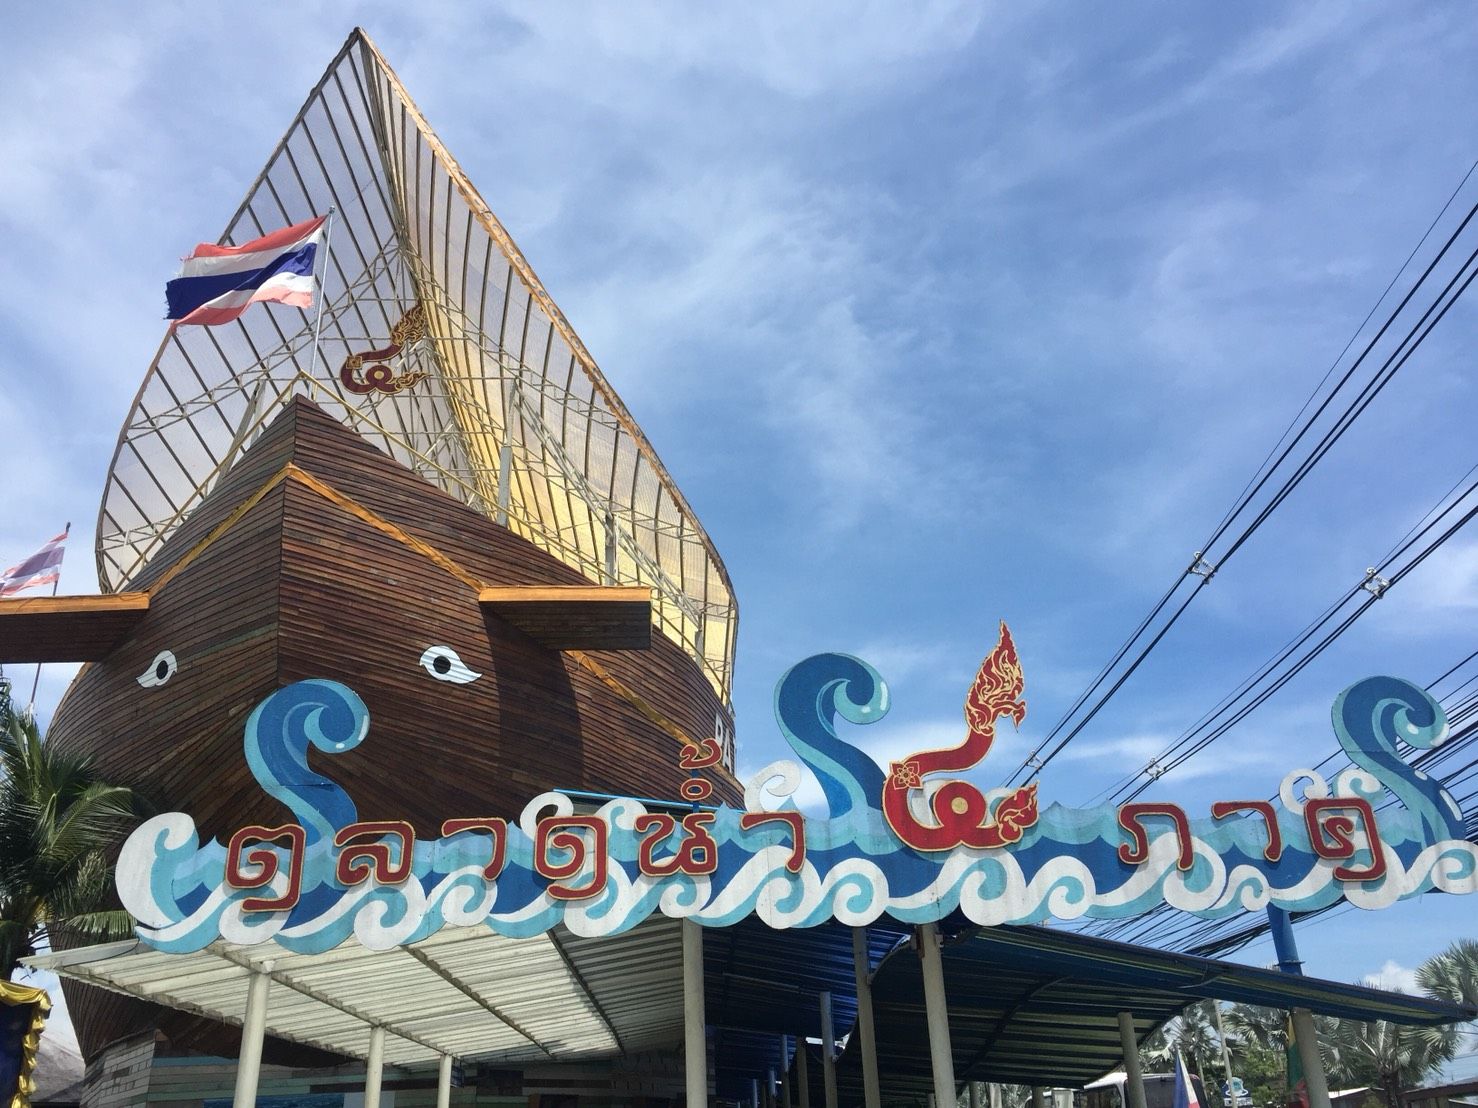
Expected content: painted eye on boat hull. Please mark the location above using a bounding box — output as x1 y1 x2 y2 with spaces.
419 645 481 684
137 650 178 688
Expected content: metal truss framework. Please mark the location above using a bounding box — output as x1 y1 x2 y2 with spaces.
96 29 737 700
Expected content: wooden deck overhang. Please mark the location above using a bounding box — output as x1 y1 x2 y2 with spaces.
0 593 150 662
479 586 652 650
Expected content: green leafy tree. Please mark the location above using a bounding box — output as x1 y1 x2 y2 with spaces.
0 687 140 980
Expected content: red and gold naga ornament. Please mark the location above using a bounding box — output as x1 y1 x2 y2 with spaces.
882 622 1040 851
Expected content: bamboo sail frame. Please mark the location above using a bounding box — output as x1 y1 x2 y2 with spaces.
95 28 737 700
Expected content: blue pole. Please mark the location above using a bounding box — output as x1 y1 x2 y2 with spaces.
1266 906 1303 975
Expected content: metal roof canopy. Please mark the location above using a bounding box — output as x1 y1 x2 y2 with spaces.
800 923 1475 1106
29 918 1473 1102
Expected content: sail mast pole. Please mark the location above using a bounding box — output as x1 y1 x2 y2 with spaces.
307 206 337 379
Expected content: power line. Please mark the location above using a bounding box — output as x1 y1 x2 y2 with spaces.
1103 471 1478 804
1007 160 1478 786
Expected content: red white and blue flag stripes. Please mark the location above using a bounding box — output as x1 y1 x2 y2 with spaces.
0 529 67 597
165 216 326 326
1173 1053 1202 1108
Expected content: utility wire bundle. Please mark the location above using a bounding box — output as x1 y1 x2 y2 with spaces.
1006 159 1478 790
1088 465 1478 806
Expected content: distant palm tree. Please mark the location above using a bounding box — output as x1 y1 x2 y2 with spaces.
1141 1000 1223 1088
0 698 140 980
1417 939 1478 1009
1321 1017 1457 1108
1223 1003 1288 1054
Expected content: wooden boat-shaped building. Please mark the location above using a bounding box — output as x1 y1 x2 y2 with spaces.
30 28 741 1067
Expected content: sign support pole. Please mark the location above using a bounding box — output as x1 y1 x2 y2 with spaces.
797 1036 811 1108
1214 1001 1235 1092
231 964 271 1108
683 919 707 1106
918 923 957 1108
781 1036 792 1108
852 928 882 1108
819 991 838 1108
1118 1012 1149 1108
365 1023 385 1107
436 1053 453 1108
1292 1008 1333 1108
1266 906 1304 975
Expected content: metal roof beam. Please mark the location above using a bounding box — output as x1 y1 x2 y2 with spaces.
402 942 555 1059
211 945 448 1061
546 927 627 1056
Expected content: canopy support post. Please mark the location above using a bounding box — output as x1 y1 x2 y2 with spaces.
819 991 838 1108
781 1036 793 1108
683 919 707 1106
1032 1088 1047 1108
797 1035 811 1108
918 923 957 1108
852 927 882 1108
1292 1008 1333 1108
365 1023 385 1107
1118 1012 1148 1108
437 1053 453 1108
969 1082 981 1108
231 963 272 1108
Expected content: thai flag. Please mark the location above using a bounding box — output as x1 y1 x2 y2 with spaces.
1 529 67 597
1173 1053 1202 1108
165 215 326 326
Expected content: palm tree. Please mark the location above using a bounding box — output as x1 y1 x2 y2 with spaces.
1320 1017 1457 1108
1141 1000 1223 1088
1417 939 1478 1008
0 692 140 980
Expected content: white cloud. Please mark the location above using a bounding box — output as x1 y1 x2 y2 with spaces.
1363 959 1418 995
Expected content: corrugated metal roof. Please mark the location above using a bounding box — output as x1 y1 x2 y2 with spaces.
793 923 1476 1105
29 917 1474 1103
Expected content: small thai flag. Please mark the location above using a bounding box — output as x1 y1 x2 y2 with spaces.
1173 1053 1202 1108
165 215 326 326
1 529 67 597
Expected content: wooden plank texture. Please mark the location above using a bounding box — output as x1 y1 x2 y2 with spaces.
0 593 149 661
47 397 740 1063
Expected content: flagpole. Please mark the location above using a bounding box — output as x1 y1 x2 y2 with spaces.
27 521 68 713
308 206 337 380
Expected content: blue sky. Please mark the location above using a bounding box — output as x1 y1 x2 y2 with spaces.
4 2 1478 1024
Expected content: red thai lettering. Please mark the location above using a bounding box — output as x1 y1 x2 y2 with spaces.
440 817 509 880
680 778 714 802
679 736 724 770
226 824 306 913
1117 803 1195 871
333 820 415 886
1304 797 1387 882
880 623 1040 851
738 811 807 874
1210 800 1284 862
535 816 609 900
635 812 719 877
